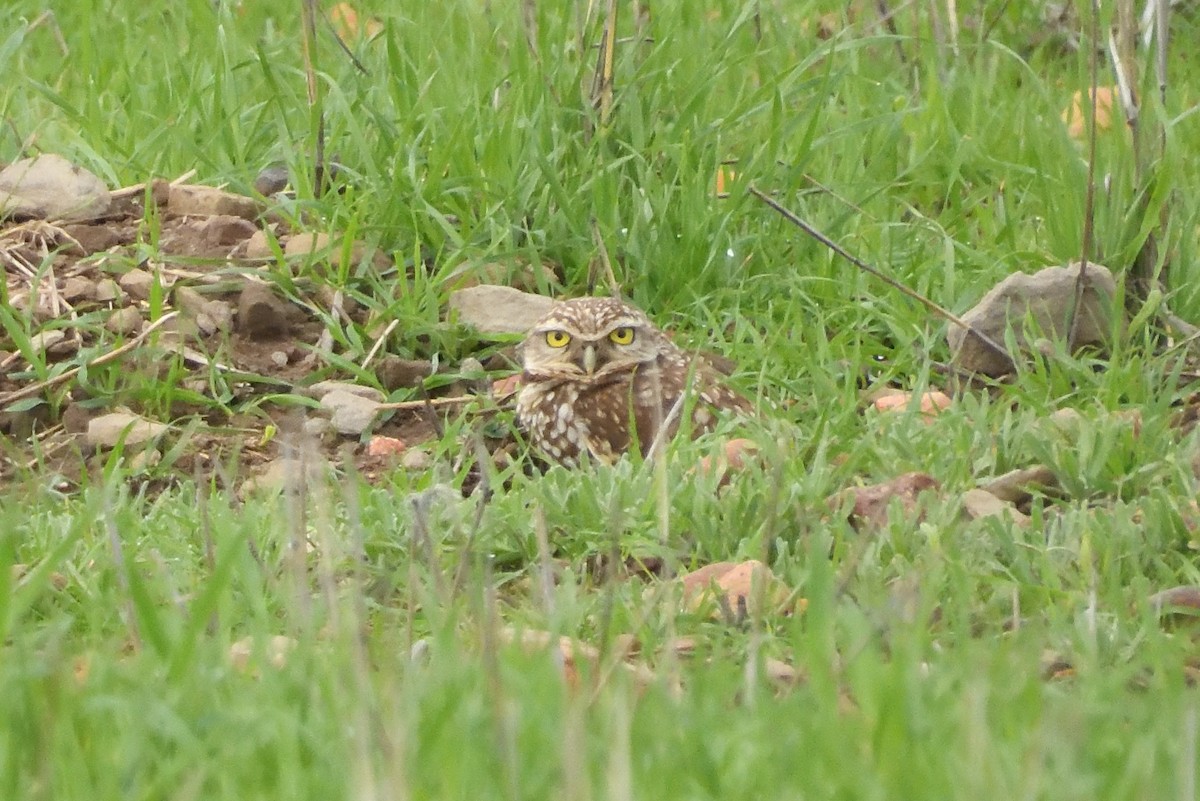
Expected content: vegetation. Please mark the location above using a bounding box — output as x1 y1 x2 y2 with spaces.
2 0 1200 798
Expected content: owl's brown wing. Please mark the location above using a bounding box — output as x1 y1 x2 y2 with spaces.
629 352 750 456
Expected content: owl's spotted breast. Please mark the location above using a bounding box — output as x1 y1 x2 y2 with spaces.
515 297 750 468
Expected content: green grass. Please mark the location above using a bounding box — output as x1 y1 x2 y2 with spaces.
5 0 1200 798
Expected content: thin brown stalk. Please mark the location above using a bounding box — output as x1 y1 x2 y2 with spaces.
0 312 179 408
749 186 1015 372
1065 0 1099 352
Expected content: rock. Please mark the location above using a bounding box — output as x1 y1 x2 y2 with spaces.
253 163 290 197
86 412 168 448
202 299 235 333
446 259 561 292
243 229 275 259
202 214 258 246
1148 586 1200 624
167 184 261 220
117 268 155 301
128 448 162 471
105 306 143 335
61 276 96 303
229 635 297 672
696 437 760 487
679 560 798 620
366 435 407 457
981 465 1060 505
959 488 1030 526
400 448 433 470
285 232 391 271
949 263 1118 376
28 329 66 354
836 471 941 531
284 232 332 258
375 356 434 391
240 455 333 497
0 154 112 221
872 390 953 417
305 381 386 402
491 374 522 399
94 279 123 303
447 285 557 336
61 403 94 435
236 281 290 339
61 222 121 254
172 286 208 317
319 389 382 435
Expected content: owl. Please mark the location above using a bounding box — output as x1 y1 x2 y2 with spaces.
515 297 750 467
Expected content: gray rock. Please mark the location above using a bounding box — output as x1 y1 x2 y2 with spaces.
448 285 557 336
243 229 275 259
203 214 259 246
172 286 209 317
87 412 168 448
117 268 155 301
105 306 143 335
167 184 261 220
61 276 96 302
376 356 435 390
94 279 123 303
239 455 333 497
0 154 112 221
305 381 386 402
319 389 382 435
949 262 1118 376
28 329 66 354
237 281 290 339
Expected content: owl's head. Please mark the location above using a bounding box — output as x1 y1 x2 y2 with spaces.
520 297 664 380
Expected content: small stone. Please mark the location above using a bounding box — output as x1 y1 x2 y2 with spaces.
128 448 162 471
240 456 332 497
61 403 94 434
400 449 433 471
447 285 557 336
236 281 291 340
61 276 97 302
105 306 143 335
835 472 941 531
366 435 407 457
253 163 291 197
86 412 168 448
172 286 208 317
284 232 332 258
949 263 1119 377
202 214 259 246
960 488 1030 526
270 350 289 367
61 223 121 254
167 184 261 220
203 299 234 332
981 465 1060 505
0 154 112 221
243 229 275 259
305 381 386 402
94 279 123 303
229 635 297 672
117 268 156 301
28 330 66 354
319 389 382 436
375 356 434 391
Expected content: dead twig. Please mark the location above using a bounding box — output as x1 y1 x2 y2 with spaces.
0 312 179 408
749 185 1015 372
1066 0 1101 352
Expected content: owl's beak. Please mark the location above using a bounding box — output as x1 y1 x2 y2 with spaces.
581 344 597 375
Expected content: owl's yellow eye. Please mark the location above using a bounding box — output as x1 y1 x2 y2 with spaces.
545 330 571 348
608 327 635 345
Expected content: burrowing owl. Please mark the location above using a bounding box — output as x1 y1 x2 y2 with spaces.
515 297 749 467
